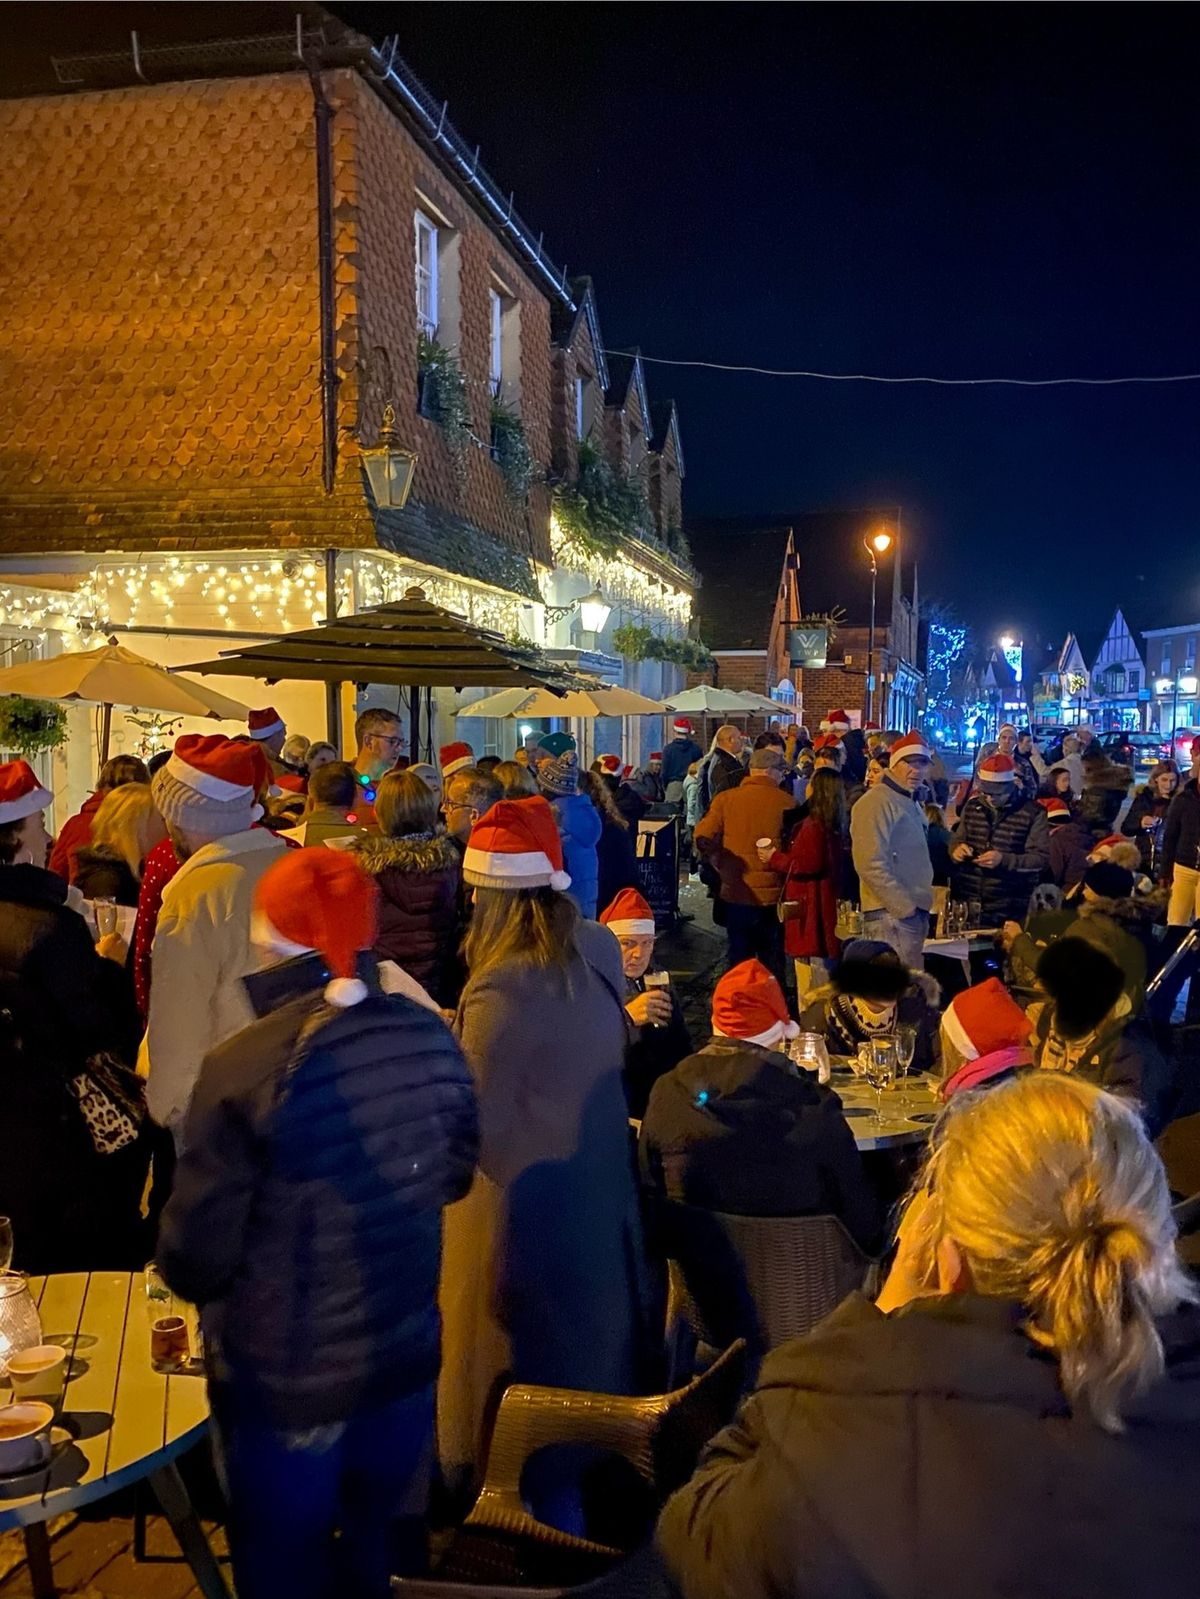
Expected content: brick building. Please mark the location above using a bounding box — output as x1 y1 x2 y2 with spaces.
0 18 695 816
686 513 926 732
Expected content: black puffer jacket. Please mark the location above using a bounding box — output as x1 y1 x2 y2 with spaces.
159 954 478 1430
0 864 146 1272
657 1290 1200 1599
1077 757 1133 843
1162 779 1200 879
951 792 1050 923
352 830 462 1004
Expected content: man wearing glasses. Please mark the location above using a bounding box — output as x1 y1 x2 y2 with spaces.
352 707 407 814
441 767 503 857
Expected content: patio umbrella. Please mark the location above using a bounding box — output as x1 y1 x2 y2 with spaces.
460 684 667 719
662 685 757 716
723 691 795 716
0 641 251 759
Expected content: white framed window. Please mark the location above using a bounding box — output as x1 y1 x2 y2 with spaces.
489 289 503 395
574 374 587 439
415 210 439 338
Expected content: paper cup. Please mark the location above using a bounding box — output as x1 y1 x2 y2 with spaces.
6 1345 67 1405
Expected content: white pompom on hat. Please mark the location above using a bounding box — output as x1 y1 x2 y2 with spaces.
463 794 572 892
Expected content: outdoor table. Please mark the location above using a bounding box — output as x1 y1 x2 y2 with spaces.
0 1270 228 1599
828 1064 941 1151
923 929 1001 1003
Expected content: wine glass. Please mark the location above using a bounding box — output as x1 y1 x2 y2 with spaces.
894 1024 918 1109
0 1218 12 1275
863 1040 895 1122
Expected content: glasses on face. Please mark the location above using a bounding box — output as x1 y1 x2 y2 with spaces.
374 733 404 749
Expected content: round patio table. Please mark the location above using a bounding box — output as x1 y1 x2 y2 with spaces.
0 1270 229 1599
828 1065 942 1151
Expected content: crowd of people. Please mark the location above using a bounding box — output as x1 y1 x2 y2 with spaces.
5 700 1200 1597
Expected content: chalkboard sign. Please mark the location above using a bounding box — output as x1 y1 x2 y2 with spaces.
635 814 680 930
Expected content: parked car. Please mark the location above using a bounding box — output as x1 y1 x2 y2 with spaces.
1100 731 1170 772
1170 728 1200 768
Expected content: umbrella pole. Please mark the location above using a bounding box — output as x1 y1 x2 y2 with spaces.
100 702 112 764
323 548 343 751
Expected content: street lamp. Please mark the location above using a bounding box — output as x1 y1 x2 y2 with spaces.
863 529 893 724
578 586 612 636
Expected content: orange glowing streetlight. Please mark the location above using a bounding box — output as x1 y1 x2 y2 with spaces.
863 527 895 723
870 529 894 555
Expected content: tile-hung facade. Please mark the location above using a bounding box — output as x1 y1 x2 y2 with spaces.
0 27 695 819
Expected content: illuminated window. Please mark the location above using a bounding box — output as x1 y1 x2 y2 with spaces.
489 288 503 395
575 374 587 439
415 211 439 338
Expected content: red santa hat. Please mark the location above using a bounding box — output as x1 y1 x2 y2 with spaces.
813 733 842 754
977 752 1016 783
941 978 1031 1061
1044 797 1071 824
440 741 474 778
598 754 622 775
649 751 663 762
463 795 571 892
600 887 656 938
252 848 379 1008
863 720 882 733
152 734 264 837
891 730 932 763
247 706 285 742
712 959 799 1049
0 759 53 824
825 709 851 732
672 717 693 736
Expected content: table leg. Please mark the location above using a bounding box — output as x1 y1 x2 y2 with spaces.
23 1523 57 1599
148 1462 230 1599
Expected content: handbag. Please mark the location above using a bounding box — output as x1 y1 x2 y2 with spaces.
68 1052 147 1155
777 899 807 924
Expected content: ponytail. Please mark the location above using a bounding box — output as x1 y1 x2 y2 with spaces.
920 1074 1196 1433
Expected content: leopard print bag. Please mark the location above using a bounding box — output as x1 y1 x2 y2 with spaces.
68 1053 147 1155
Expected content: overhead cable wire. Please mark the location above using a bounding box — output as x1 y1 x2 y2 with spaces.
610 351 1200 386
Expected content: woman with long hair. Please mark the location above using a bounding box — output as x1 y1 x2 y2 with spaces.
351 768 461 1005
438 796 650 1504
659 1073 1200 1598
74 782 168 905
579 766 640 918
491 759 537 798
759 766 846 997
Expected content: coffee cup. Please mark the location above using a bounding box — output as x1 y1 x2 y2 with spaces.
0 1402 54 1474
756 837 773 850
5 1345 67 1405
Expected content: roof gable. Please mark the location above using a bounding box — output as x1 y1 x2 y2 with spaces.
605 348 650 421
649 400 685 477
551 276 610 392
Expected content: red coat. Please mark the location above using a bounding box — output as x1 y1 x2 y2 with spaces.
48 791 104 882
769 817 842 960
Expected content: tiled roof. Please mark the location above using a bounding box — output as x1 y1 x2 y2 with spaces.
687 520 790 653
371 493 542 601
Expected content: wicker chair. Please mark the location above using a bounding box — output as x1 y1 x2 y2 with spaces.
391 1546 670 1598
395 1341 747 1594
662 1204 871 1368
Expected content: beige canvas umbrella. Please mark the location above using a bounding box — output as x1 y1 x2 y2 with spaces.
459 684 667 719
0 641 250 759
662 684 755 716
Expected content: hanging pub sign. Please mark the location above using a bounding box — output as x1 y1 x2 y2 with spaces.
788 625 828 668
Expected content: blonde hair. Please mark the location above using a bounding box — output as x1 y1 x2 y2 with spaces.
375 768 437 838
91 783 166 878
492 760 537 799
462 885 578 981
909 1074 1195 1431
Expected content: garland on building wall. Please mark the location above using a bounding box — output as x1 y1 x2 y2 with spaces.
552 439 653 559
0 695 67 759
489 398 537 501
612 620 714 672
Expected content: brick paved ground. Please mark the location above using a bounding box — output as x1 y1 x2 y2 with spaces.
0 883 724 1597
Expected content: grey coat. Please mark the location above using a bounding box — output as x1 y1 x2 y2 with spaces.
438 918 651 1489
849 776 934 918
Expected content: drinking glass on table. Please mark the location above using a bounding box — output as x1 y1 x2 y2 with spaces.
967 899 983 932
863 1038 896 1122
894 1023 918 1108
789 1032 831 1084
0 1218 12 1275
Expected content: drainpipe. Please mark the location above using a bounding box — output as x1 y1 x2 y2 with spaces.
307 63 339 496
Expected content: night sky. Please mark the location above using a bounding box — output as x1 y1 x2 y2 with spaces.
8 2 1200 654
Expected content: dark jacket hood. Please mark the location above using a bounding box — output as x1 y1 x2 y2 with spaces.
352 830 460 876
1076 887 1169 930
0 863 70 910
759 1291 1200 1425
662 1038 823 1135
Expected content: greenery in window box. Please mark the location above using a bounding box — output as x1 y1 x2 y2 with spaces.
416 333 471 471
489 398 537 502
664 522 692 565
0 695 68 760
552 439 651 558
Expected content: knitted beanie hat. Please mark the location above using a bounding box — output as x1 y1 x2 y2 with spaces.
152 734 263 838
538 747 580 797
252 847 379 1007
712 959 799 1049
463 795 571 892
